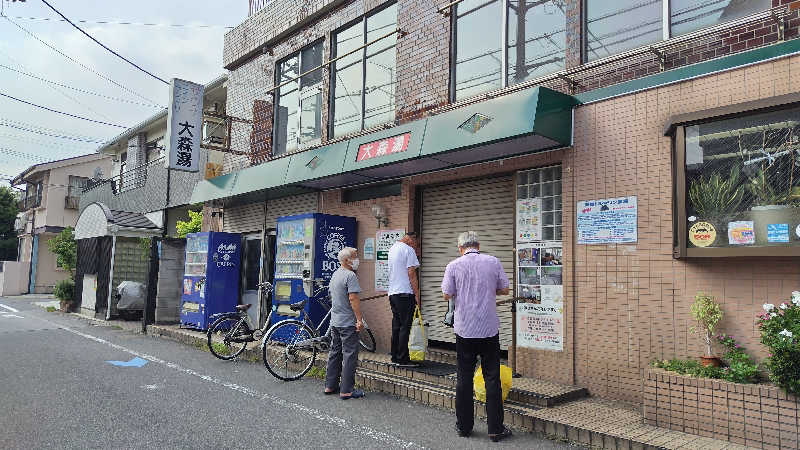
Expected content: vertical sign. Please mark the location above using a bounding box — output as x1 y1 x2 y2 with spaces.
516 241 564 351
166 78 204 172
375 229 404 292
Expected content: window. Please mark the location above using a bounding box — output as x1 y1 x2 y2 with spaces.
671 101 800 256
68 176 87 198
24 182 42 209
517 165 562 240
146 137 165 163
585 1 771 62
331 3 398 137
274 41 324 156
452 0 565 101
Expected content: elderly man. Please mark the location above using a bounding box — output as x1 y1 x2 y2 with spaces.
441 231 512 442
324 246 365 400
387 231 420 366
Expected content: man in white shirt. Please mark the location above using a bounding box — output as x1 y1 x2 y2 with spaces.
387 231 420 366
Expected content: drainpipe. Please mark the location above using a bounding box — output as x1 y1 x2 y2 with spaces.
106 232 117 320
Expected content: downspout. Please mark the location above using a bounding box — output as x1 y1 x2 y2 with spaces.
106 232 117 320
570 106 578 386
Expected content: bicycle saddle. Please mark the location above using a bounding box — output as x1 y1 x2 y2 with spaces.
235 304 252 311
288 300 308 311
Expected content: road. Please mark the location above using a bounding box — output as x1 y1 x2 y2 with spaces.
0 297 574 449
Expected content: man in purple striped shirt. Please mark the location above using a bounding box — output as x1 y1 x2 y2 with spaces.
441 231 512 443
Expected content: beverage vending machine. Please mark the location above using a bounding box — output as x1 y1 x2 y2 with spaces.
270 213 356 329
180 231 242 330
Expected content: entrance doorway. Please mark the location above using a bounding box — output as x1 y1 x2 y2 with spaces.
241 234 262 327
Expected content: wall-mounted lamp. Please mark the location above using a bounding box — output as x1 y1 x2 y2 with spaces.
371 204 388 228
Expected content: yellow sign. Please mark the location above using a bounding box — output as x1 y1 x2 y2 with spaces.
277 282 292 298
689 221 716 247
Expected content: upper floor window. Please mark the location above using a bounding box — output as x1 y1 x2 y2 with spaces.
24 182 42 208
146 137 165 163
452 0 565 101
67 176 88 198
274 41 324 156
585 0 771 62
331 3 398 138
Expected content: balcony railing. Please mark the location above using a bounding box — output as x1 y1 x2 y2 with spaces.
17 196 40 211
248 0 271 16
64 196 80 210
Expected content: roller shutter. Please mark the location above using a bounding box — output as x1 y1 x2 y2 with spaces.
265 193 319 230
222 203 265 233
420 176 515 349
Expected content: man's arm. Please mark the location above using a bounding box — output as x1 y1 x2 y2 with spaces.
408 266 420 306
349 293 363 332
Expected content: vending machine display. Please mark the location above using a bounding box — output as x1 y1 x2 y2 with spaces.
180 231 241 330
270 213 356 330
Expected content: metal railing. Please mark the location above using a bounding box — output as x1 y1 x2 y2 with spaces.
64 196 80 210
249 0 271 16
18 196 40 211
83 156 165 195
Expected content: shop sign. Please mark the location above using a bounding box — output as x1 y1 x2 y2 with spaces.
688 221 716 247
767 224 789 243
356 133 410 162
577 196 638 244
517 303 563 351
375 229 405 292
363 238 375 260
166 78 204 172
728 221 755 245
516 198 542 243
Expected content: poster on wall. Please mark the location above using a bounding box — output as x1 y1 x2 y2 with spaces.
576 196 638 244
375 229 405 292
517 303 563 351
363 238 375 260
727 221 755 245
516 198 542 243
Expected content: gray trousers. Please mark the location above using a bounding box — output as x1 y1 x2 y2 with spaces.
325 326 360 394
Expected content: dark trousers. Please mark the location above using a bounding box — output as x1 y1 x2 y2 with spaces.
325 326 359 394
389 294 416 363
455 333 504 435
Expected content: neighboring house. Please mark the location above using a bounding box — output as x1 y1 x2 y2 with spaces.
12 153 112 294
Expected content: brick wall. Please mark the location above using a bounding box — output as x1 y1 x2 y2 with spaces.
644 368 800 449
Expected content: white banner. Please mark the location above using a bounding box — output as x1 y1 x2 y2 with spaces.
166 78 204 172
517 303 563 351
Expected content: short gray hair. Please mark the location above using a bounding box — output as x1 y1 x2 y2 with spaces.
457 231 480 249
337 247 357 264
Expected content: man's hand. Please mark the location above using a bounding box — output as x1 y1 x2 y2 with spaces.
355 319 364 332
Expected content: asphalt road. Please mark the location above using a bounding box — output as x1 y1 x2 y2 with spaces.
0 297 575 450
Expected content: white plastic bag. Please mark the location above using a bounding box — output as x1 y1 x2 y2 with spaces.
408 305 427 362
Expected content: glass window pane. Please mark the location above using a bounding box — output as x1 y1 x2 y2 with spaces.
542 196 554 211
528 169 539 184
507 0 565 86
554 195 561 210
530 184 540 197
586 0 662 61
299 91 322 144
554 226 562 240
455 0 502 100
365 5 397 130
300 42 323 88
543 212 554 226
332 61 364 137
554 181 562 195
542 181 553 196
555 211 562 225
274 83 299 156
517 186 528 199
671 0 769 36
541 167 553 182
543 226 554 240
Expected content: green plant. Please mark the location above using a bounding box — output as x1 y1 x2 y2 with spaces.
688 165 745 219
689 293 723 357
53 278 75 303
652 358 724 379
748 166 788 207
46 306 56 313
757 293 800 395
47 227 77 279
715 333 760 384
176 210 202 238
138 237 151 262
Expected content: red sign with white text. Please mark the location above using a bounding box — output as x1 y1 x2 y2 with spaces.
356 133 411 162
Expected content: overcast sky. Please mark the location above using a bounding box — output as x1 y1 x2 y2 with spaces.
0 0 248 187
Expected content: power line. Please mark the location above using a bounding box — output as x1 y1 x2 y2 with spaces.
39 0 169 85
0 63 162 108
3 15 164 107
0 119 107 144
0 91 128 128
0 132 95 151
7 15 235 29
0 146 51 162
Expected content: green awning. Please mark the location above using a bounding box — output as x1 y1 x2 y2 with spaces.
191 86 577 204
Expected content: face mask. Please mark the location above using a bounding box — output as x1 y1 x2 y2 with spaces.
351 258 360 271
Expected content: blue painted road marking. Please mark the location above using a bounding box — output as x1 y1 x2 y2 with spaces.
106 357 148 367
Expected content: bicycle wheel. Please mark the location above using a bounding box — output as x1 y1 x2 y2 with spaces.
262 320 317 381
207 315 251 360
358 327 376 352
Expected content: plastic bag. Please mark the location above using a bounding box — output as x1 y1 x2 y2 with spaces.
473 364 513 403
408 305 427 362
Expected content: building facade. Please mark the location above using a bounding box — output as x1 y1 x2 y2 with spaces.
195 0 800 415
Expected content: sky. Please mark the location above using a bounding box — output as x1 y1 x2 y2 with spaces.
0 0 249 188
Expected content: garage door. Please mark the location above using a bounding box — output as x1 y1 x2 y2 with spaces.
420 176 515 349
222 193 319 233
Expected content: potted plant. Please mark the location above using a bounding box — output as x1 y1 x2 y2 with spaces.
47 227 77 312
689 293 724 367
748 166 792 245
688 165 745 243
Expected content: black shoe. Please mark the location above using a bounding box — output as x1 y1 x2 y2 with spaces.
454 424 471 437
489 427 512 443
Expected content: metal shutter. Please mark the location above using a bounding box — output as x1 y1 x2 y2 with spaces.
265 192 319 230
222 203 265 233
420 176 515 349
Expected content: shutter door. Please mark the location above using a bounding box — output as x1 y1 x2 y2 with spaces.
265 192 319 230
420 176 515 349
222 203 265 233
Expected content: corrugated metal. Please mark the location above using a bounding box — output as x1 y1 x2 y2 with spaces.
264 193 318 230
223 203 265 233
420 176 515 349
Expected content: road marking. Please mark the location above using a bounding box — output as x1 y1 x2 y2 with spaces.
0 303 19 313
107 357 149 367
1 314 24 318
59 325 423 449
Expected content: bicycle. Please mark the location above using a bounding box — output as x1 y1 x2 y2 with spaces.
206 281 276 360
262 285 379 381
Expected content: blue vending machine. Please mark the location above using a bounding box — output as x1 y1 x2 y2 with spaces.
180 231 242 330
271 213 357 330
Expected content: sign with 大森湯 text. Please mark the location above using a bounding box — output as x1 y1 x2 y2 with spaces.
166 78 204 172
356 133 410 162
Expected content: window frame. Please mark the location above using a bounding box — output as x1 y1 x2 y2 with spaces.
67 176 88 199
329 1 398 138
668 92 800 258
273 39 325 157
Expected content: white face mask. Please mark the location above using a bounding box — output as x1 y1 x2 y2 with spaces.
351 258 360 271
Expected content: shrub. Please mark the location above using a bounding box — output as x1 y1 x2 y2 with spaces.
47 227 77 278
689 292 723 357
757 293 800 396
53 278 75 303
176 210 202 238
650 334 760 384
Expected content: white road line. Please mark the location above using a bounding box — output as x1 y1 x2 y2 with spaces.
0 303 20 313
59 325 424 449
1 314 24 318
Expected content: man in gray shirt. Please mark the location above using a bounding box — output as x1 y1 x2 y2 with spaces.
325 246 365 400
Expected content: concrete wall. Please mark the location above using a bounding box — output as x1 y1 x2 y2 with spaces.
155 239 185 324
0 261 30 296
32 232 70 294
